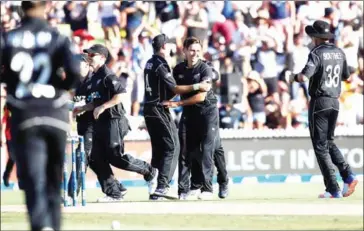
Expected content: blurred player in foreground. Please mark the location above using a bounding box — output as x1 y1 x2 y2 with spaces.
1 1 80 230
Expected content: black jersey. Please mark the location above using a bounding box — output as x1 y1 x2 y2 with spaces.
301 43 350 99
173 60 217 112
0 17 80 110
143 55 177 105
90 65 127 122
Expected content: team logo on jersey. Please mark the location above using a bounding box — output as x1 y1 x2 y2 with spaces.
87 84 92 90
193 73 200 79
96 79 102 85
178 75 184 79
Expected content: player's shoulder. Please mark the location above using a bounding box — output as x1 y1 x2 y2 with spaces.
198 60 210 72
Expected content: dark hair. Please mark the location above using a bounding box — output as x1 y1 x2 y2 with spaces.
21 1 46 12
183 37 201 49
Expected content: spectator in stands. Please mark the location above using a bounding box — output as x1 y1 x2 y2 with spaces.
182 1 209 52
119 1 149 40
63 1 89 32
99 1 120 41
245 71 267 130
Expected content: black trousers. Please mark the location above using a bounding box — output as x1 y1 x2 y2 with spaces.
12 109 69 231
184 106 219 193
144 105 180 189
309 97 353 194
91 117 154 197
178 112 228 195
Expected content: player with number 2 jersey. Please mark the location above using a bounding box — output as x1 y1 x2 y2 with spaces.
0 2 80 230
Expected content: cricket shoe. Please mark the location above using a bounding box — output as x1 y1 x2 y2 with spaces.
118 184 128 197
179 193 189 200
198 191 214 200
342 175 358 197
187 189 201 200
41 227 54 231
318 191 343 198
147 168 158 195
96 195 124 203
218 183 229 199
61 196 72 206
153 187 179 200
149 194 165 201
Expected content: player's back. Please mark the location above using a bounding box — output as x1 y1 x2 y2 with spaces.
1 17 80 112
308 43 349 99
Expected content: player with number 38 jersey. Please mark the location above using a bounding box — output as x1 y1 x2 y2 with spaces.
301 37 350 99
0 2 80 230
289 20 357 200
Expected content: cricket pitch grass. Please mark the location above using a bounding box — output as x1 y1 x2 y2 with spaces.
1 183 363 230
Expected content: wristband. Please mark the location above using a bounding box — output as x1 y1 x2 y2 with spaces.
193 83 200 91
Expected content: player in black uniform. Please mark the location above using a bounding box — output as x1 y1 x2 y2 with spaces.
76 44 158 201
164 37 219 200
143 34 211 200
0 2 80 230
68 54 127 202
177 60 229 200
288 20 358 198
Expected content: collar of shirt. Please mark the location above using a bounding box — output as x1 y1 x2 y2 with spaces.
92 64 109 77
152 54 168 64
185 59 202 69
21 16 48 27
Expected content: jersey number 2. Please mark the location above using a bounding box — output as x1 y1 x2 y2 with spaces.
325 64 340 88
10 51 55 99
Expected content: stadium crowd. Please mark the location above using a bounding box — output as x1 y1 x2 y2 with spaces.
1 1 363 131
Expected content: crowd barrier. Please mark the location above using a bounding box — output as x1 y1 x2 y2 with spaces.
1 126 363 190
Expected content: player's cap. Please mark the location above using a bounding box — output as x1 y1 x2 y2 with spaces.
21 1 46 11
152 34 168 52
305 20 334 40
83 44 109 59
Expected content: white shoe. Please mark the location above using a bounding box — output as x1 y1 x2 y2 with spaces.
198 191 213 200
187 189 201 200
61 196 72 205
148 168 158 195
96 196 124 203
179 193 189 200
41 227 54 231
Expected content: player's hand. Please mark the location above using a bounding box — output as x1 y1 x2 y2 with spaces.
93 105 106 120
199 81 212 92
162 101 180 108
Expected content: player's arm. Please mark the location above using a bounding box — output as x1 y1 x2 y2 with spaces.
174 65 213 105
93 75 126 120
288 52 319 83
159 64 211 94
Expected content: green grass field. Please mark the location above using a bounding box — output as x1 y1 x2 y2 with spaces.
1 183 363 230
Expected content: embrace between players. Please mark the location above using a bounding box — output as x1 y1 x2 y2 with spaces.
69 35 229 202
